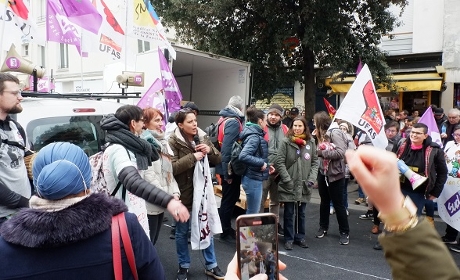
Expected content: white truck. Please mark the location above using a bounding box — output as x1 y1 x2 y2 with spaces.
135 45 252 126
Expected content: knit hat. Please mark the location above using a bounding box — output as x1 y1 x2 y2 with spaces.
32 142 91 200
290 107 300 115
228 95 244 111
267 104 284 116
183 102 200 114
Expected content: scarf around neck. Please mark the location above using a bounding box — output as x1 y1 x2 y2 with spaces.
100 114 157 170
291 134 307 146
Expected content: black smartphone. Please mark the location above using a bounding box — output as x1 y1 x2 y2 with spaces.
236 213 279 280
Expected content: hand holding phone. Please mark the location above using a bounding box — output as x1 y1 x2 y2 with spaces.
236 213 279 280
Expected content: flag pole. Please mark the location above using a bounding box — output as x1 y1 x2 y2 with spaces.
0 0 8 59
124 0 128 72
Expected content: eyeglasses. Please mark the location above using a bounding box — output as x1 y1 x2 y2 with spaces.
410 131 425 135
2 90 22 97
385 129 398 134
452 133 460 137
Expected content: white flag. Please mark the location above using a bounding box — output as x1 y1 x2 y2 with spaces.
333 64 388 149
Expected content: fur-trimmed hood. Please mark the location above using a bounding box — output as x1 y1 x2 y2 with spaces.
0 193 127 248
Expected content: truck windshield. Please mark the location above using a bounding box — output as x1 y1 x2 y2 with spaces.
26 116 106 156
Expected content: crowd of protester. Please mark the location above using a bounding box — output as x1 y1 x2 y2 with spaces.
1 71 459 280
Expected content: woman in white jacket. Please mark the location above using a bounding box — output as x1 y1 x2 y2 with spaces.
142 107 181 245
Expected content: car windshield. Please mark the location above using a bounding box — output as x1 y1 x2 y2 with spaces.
27 116 106 156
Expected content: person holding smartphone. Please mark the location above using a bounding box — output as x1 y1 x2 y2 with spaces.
274 117 318 250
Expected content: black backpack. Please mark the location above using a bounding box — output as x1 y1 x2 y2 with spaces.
230 137 261 176
204 117 228 151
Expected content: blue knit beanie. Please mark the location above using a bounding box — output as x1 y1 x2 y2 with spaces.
32 142 91 200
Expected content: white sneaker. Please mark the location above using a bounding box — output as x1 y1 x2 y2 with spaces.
329 206 335 215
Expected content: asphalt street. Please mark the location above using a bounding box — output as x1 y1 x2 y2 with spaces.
154 182 460 280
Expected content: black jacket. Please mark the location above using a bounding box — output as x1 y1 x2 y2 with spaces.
394 136 448 198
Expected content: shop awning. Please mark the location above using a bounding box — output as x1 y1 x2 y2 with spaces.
325 71 444 93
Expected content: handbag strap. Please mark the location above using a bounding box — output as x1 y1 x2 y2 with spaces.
112 212 139 280
118 212 139 280
112 214 122 280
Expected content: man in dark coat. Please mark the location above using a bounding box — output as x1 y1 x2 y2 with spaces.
215 96 245 243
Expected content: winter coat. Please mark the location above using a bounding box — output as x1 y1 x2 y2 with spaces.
263 122 289 164
104 143 174 209
215 106 245 179
394 136 448 198
239 124 269 181
319 128 348 183
0 193 164 280
169 127 221 210
379 219 460 280
142 130 180 215
274 137 318 203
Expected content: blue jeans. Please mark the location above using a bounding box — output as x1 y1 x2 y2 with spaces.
357 185 365 199
425 199 435 217
283 202 306 242
175 219 218 270
401 189 425 216
242 176 263 214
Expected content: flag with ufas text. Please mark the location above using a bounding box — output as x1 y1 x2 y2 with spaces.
333 64 388 149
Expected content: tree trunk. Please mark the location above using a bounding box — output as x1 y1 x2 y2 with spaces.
303 48 316 121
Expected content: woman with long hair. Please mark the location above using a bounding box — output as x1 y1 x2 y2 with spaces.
238 107 270 214
141 107 181 245
168 108 225 280
313 111 350 245
100 105 189 234
274 116 318 250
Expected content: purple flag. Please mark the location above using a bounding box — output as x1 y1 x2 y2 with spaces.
419 107 443 147
47 0 82 48
137 78 165 111
158 47 182 117
356 59 363 76
58 0 102 34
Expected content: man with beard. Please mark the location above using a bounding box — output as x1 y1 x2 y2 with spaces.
259 104 289 229
0 73 31 225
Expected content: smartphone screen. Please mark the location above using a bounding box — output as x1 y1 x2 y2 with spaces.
236 213 278 280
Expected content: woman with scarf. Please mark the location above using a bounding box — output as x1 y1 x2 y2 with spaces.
239 107 270 214
274 117 318 250
141 107 181 245
100 105 189 234
0 142 164 279
168 108 225 280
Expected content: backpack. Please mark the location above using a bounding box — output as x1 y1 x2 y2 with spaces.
89 143 130 197
205 117 243 151
230 137 261 176
204 117 228 151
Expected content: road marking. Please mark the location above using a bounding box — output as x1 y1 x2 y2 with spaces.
278 251 391 280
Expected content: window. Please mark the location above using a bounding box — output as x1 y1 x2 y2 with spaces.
37 0 46 22
59 44 69 69
39 46 46 68
137 39 150 53
22 44 29 56
28 116 102 156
